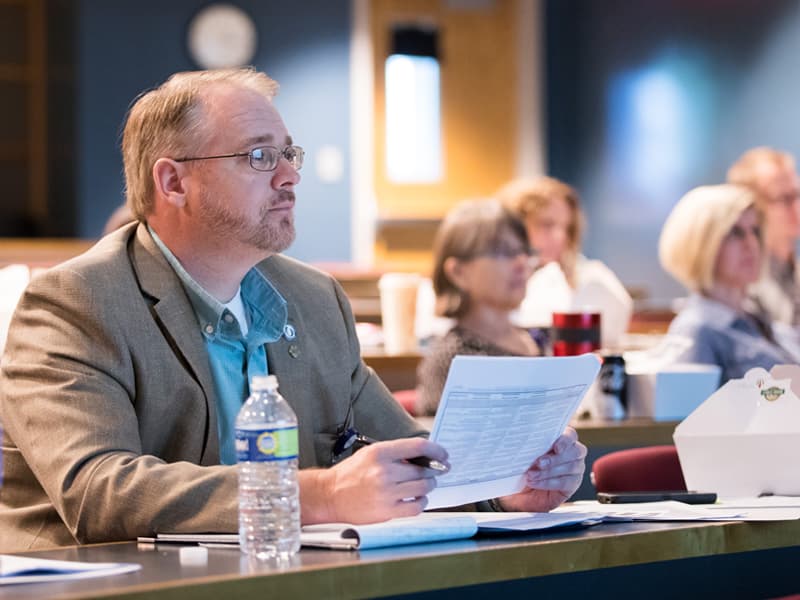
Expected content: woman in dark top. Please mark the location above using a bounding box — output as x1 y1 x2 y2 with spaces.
416 199 543 415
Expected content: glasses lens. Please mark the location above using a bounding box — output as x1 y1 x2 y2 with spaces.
249 145 304 171
285 145 304 170
249 147 279 171
491 245 534 259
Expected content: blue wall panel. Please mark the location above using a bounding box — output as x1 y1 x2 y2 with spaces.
546 0 800 301
77 0 352 262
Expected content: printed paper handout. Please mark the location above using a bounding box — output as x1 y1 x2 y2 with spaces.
426 354 601 509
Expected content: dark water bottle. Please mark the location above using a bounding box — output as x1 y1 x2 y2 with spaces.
598 354 627 419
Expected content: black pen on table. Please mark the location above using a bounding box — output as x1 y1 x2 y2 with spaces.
350 432 449 472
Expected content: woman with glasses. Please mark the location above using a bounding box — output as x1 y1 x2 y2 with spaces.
659 184 800 385
415 199 542 415
497 176 632 348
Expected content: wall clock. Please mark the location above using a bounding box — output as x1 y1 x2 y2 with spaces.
187 4 258 69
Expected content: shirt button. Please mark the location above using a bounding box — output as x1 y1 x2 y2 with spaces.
204 324 214 334
288 344 300 358
224 314 234 324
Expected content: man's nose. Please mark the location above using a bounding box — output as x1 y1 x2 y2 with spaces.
271 158 301 189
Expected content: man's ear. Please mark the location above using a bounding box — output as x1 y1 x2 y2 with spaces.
153 158 188 208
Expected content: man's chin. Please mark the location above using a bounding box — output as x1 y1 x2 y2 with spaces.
254 222 295 254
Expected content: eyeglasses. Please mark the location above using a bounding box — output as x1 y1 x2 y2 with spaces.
174 145 304 172
726 224 762 242
473 245 538 261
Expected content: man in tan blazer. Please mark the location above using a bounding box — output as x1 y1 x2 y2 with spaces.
0 69 587 551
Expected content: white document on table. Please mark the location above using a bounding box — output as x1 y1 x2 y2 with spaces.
0 555 141 585
426 354 601 509
706 496 800 521
555 501 746 521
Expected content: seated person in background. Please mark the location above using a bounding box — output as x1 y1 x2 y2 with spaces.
727 147 800 326
0 68 586 551
496 176 632 348
416 199 543 415
659 184 800 385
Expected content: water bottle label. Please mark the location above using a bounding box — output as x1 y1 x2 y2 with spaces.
235 426 298 462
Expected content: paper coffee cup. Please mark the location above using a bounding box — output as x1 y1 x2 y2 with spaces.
378 273 420 354
551 311 601 356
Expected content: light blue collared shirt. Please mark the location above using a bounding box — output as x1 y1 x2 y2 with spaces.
668 293 800 385
149 227 288 464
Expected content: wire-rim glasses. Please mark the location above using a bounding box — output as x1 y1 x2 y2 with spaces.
174 145 304 172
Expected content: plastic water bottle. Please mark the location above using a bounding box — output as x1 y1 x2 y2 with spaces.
235 375 300 559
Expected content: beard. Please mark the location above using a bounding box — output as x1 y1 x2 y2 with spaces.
198 189 296 254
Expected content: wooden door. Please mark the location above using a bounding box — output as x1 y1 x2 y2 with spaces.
370 0 520 272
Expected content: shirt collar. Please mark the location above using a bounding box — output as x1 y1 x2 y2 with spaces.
687 293 761 333
147 226 287 343
768 253 796 283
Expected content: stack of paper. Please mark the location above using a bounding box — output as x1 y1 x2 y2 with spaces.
0 555 141 586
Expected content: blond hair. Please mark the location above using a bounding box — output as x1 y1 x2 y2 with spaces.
659 184 758 292
727 147 795 207
432 199 529 319
496 176 585 285
121 68 279 220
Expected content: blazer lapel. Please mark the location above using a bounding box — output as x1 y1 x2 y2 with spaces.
129 225 220 464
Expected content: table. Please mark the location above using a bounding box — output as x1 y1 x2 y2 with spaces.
1 520 798 599
0 239 94 268
570 417 677 446
362 349 423 392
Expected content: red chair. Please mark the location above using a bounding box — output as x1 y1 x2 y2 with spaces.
392 389 418 416
591 445 687 493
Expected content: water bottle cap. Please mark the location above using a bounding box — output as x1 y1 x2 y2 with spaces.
251 374 278 391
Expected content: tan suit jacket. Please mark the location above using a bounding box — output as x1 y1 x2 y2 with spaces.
0 224 423 551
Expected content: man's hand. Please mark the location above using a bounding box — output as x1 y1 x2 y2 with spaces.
496 427 586 512
302 438 449 524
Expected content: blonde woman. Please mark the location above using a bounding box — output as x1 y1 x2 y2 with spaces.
497 177 632 347
659 184 800 384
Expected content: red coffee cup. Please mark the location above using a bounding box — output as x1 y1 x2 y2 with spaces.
551 311 601 356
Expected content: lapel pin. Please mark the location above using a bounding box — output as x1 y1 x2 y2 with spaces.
283 323 296 340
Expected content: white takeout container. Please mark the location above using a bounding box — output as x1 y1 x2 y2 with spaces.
673 365 800 498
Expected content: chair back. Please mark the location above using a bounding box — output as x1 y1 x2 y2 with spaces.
592 445 687 492
392 389 418 416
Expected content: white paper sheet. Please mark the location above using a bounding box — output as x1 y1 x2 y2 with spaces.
0 555 141 586
706 496 800 521
426 354 601 509
556 500 746 521
466 511 605 531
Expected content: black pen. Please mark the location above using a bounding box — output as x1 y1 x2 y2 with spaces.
356 434 449 472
